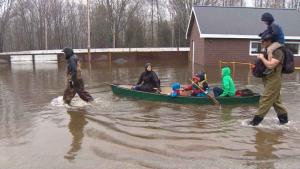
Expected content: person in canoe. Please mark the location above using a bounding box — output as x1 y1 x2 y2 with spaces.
170 82 186 97
132 63 161 93
184 72 209 96
213 67 236 97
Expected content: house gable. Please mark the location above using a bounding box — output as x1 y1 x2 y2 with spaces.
186 6 300 40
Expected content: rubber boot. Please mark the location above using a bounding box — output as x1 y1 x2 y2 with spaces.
249 115 264 126
277 114 288 125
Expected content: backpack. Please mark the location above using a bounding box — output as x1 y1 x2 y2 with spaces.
235 89 254 96
252 54 267 78
281 46 295 74
252 46 294 77
240 89 254 96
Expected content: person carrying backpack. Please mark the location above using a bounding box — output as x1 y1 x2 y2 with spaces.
259 12 285 75
249 34 288 126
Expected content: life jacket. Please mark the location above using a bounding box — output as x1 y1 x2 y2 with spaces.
170 82 181 97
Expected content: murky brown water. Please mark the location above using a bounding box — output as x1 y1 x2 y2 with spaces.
0 59 300 169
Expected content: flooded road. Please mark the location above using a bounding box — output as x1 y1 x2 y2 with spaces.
0 59 300 169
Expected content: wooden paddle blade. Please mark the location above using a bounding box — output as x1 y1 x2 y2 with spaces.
207 94 220 106
190 79 220 106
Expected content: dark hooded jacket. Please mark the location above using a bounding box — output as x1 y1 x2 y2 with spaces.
198 72 209 90
63 48 82 83
136 63 160 92
259 12 285 44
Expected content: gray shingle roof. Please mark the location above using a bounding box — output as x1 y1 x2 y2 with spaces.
190 6 300 37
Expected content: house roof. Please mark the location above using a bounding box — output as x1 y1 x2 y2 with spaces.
186 6 300 40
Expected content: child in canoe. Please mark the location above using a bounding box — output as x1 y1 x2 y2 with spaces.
170 82 185 97
184 72 209 97
213 67 236 97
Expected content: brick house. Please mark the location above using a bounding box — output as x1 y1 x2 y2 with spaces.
186 6 300 66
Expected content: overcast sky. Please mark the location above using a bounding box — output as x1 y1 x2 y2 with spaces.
245 0 254 7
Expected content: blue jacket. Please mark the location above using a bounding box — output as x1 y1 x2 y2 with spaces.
260 23 285 44
260 12 285 44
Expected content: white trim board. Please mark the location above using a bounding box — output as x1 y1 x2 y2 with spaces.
186 7 202 39
1 48 190 56
200 34 300 40
186 9 194 39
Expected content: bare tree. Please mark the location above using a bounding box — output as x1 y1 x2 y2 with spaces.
254 0 287 8
286 0 300 8
104 0 140 48
169 0 194 46
0 0 14 52
1 0 298 52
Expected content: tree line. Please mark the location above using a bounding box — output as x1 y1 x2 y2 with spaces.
0 0 299 52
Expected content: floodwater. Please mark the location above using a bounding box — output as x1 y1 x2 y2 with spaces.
0 59 300 169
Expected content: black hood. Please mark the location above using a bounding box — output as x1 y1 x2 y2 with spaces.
261 12 274 25
62 47 74 60
261 33 273 42
198 72 206 81
144 63 152 72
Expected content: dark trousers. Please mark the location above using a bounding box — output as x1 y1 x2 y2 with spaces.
213 87 223 97
134 84 156 93
63 79 93 104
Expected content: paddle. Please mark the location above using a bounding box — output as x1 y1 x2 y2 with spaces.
153 88 161 94
190 80 220 106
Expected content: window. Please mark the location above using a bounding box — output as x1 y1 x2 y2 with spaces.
250 41 300 56
250 41 262 54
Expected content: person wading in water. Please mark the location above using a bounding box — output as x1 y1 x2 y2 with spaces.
62 47 94 105
249 34 288 126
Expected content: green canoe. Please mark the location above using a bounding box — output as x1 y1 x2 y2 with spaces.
109 84 260 105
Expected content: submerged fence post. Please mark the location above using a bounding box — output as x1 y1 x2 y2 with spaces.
32 54 35 63
87 0 91 62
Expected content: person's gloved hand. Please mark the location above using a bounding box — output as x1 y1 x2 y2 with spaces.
154 88 162 93
205 87 209 94
69 80 74 88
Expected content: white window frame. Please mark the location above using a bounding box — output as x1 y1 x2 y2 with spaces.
249 41 261 56
249 41 300 56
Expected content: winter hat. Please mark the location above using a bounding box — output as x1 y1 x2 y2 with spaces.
261 12 274 25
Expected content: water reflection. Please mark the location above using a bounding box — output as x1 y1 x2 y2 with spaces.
245 129 282 169
0 60 299 169
64 111 88 161
221 106 234 122
0 64 31 144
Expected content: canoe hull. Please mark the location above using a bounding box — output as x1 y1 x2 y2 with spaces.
110 84 260 105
